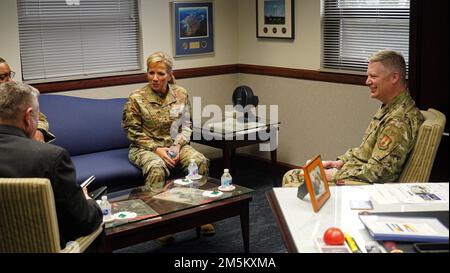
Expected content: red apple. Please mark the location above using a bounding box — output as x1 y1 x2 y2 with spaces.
323 227 345 245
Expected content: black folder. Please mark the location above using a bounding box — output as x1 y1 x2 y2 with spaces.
89 186 107 200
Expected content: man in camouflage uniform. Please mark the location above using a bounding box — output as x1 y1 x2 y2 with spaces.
122 52 209 193
0 58 55 143
283 50 424 187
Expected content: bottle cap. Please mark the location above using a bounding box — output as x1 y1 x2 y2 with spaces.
101 195 107 201
224 168 229 173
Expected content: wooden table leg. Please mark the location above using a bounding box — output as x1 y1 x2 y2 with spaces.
271 149 279 187
98 233 113 253
240 202 250 253
270 127 280 187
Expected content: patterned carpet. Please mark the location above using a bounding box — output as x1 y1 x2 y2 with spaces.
114 157 286 253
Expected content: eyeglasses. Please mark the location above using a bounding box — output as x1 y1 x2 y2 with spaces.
0 71 15 81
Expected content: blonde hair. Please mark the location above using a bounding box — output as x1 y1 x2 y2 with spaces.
368 50 407 84
146 51 175 84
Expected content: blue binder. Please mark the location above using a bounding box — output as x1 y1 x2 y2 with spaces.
359 211 449 243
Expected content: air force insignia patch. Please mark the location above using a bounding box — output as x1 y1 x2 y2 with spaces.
378 135 392 150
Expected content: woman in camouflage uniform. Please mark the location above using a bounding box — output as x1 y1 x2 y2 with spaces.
122 51 209 193
122 52 214 239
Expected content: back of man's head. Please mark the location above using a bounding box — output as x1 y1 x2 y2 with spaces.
368 50 407 85
0 82 39 126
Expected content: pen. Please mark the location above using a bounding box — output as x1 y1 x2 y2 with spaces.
403 224 416 232
386 223 395 232
345 233 361 253
393 223 404 232
81 175 95 188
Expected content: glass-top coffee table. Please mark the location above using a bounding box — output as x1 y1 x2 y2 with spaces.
99 177 253 252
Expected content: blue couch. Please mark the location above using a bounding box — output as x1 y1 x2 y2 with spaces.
39 95 144 192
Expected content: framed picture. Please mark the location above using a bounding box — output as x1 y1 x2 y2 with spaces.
172 1 214 57
303 155 330 212
256 0 295 39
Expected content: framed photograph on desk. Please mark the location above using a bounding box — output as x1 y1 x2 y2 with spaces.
303 155 330 212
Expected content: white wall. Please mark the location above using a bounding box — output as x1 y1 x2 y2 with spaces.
0 0 21 80
1 0 381 165
0 0 239 159
238 0 320 69
238 74 379 165
140 0 239 70
0 0 239 98
236 0 380 165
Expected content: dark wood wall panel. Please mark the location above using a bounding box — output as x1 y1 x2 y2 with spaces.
32 73 148 93
238 64 366 85
32 65 239 93
32 64 367 93
410 0 449 181
410 0 449 129
176 64 239 79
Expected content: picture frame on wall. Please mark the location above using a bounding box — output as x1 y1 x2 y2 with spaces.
297 155 331 213
172 1 214 57
256 0 295 39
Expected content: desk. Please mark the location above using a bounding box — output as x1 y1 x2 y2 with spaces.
192 119 280 186
267 183 449 253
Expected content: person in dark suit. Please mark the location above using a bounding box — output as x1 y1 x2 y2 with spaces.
0 81 102 249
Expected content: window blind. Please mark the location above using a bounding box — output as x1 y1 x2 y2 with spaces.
17 0 141 82
322 0 410 73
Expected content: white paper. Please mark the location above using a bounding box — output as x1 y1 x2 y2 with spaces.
206 118 266 133
364 183 449 204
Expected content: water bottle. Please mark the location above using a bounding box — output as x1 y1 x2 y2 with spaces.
99 195 112 221
188 159 199 177
221 169 232 188
167 143 179 159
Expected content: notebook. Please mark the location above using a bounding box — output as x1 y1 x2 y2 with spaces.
359 212 449 243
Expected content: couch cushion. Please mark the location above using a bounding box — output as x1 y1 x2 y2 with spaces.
39 95 130 156
72 149 144 191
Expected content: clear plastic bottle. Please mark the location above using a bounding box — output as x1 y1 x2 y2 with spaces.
221 169 232 188
99 195 112 221
167 143 179 159
188 159 199 178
